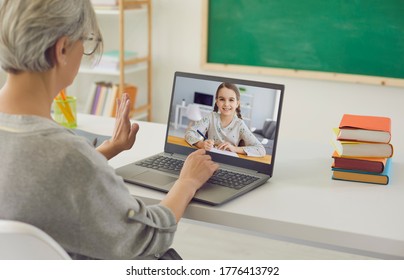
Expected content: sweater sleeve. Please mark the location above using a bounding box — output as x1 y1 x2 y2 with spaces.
0 117 177 260
52 141 177 260
238 121 266 157
184 114 211 146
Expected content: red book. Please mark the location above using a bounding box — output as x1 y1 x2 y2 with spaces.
332 151 387 173
338 114 391 143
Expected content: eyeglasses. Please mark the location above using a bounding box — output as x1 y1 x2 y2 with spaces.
81 34 102 56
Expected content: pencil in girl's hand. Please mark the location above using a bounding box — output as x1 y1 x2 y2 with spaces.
197 129 207 140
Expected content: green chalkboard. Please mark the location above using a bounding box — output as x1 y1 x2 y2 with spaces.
205 0 404 84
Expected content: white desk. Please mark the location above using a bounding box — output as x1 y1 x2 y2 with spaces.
77 113 404 259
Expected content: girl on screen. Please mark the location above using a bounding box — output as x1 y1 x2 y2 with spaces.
185 82 265 157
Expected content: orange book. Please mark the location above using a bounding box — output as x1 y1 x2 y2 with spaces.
110 84 137 117
338 114 391 143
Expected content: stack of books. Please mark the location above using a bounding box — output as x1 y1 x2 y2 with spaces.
331 114 393 185
84 82 137 117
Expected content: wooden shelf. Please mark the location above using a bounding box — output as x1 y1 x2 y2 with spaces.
79 59 148 75
94 5 146 15
84 0 152 121
132 104 151 120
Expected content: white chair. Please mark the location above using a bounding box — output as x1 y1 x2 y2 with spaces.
0 219 71 260
186 103 202 129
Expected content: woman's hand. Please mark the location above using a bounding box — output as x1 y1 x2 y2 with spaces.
160 149 219 222
96 93 139 160
178 149 219 191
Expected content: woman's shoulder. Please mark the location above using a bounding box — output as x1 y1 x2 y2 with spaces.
38 126 108 168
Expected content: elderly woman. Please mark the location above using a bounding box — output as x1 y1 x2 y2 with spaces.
0 0 218 259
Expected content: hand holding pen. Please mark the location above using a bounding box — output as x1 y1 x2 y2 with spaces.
197 129 215 151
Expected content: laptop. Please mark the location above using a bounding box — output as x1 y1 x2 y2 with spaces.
115 72 284 205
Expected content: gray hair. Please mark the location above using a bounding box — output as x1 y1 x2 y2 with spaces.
0 0 103 73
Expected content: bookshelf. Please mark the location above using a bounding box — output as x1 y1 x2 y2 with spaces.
73 0 153 121
239 88 254 129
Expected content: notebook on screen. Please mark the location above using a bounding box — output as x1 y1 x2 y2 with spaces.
115 72 284 205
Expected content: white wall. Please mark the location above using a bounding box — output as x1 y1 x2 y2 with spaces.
151 0 403 155
0 0 402 150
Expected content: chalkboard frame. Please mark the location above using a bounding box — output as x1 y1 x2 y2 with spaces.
201 0 404 87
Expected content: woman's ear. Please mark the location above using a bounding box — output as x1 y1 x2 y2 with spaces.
54 36 69 66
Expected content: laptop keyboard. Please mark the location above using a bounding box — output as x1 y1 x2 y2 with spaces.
207 169 259 189
136 155 260 190
136 155 183 174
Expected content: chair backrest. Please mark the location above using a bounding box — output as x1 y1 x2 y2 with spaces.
0 219 71 260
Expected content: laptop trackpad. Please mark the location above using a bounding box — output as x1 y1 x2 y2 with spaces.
132 171 177 186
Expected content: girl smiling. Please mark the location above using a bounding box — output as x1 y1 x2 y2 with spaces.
185 82 265 157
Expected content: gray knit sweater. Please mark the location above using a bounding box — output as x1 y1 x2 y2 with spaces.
0 113 177 259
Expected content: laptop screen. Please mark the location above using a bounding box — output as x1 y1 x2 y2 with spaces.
165 72 284 176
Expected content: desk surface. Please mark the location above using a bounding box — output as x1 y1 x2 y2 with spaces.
167 135 272 164
77 113 404 259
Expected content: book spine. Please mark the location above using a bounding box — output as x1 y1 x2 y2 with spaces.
333 158 384 173
91 83 102 115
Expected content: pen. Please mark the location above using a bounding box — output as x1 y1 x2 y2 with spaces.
197 129 207 140
92 137 98 147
